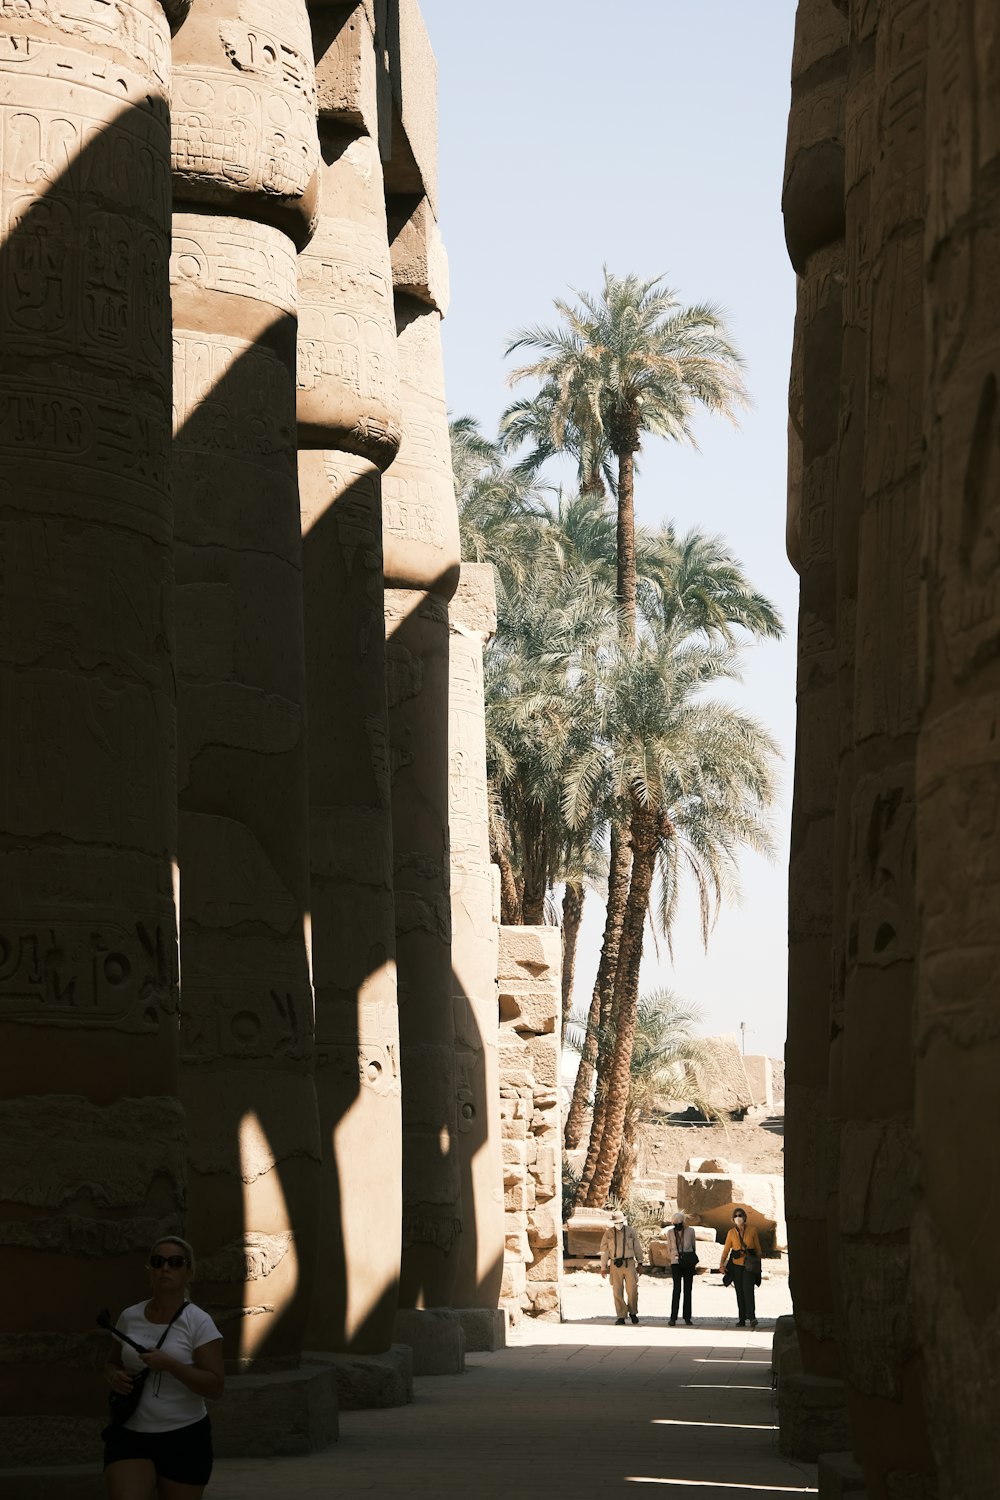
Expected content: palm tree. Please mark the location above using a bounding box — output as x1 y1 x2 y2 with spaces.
568 989 728 1201
562 527 782 1152
572 636 778 1206
506 269 748 644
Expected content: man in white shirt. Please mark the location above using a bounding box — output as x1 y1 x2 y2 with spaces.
599 1209 644 1324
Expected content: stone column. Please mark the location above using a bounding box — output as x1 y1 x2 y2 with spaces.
781 0 847 1394
384 287 463 1369
449 565 506 1350
170 0 323 1374
0 0 188 1472
833 4 935 1493
297 3 405 1367
916 3 1000 1494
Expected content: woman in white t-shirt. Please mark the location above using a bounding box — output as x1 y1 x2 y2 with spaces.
103 1236 224 1498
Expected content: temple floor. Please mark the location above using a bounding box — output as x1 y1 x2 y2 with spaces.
211 1273 815 1498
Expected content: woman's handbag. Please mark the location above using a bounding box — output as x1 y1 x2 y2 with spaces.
98 1303 185 1428
678 1249 699 1270
737 1229 762 1286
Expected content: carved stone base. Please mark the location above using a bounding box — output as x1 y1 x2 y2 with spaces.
778 1368 850 1461
212 1361 339 1457
818 1451 868 1498
304 1344 413 1409
392 1308 465 1375
455 1307 507 1353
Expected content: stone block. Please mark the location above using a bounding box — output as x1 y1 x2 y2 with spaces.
527 1205 559 1248
818 1452 868 1498
392 1309 465 1376
501 1138 528 1168
501 1117 528 1141
743 1055 774 1109
565 1207 614 1257
305 1345 413 1410
506 1228 530 1258
677 1170 786 1249
313 4 379 136
389 196 450 314
527 1247 560 1282
524 1283 560 1316
504 1181 534 1212
388 0 440 210
685 1157 742 1174
778 1371 850 1461
532 1144 557 1186
497 925 561 980
501 1260 527 1300
456 1308 507 1353
772 1314 799 1383
525 1035 559 1089
211 1362 339 1457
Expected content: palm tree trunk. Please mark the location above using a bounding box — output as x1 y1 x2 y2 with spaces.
560 881 585 1026
584 805 658 1206
610 1129 638 1203
616 447 638 643
491 819 521 925
570 822 632 1171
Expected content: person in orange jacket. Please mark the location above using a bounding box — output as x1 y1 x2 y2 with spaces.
719 1207 762 1329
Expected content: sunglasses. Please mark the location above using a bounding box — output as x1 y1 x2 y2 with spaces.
148 1254 189 1269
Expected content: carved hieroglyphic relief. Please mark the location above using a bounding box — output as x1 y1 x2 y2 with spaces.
297 131 401 463
171 211 297 313
171 0 318 213
381 303 460 594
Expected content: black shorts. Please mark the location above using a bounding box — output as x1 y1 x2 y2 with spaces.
103 1414 213 1485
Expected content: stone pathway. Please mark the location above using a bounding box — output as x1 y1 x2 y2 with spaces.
210 1273 816 1498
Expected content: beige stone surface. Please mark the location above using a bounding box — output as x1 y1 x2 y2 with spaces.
0 0 183 1457
381 302 461 598
450 567 504 1310
172 208 320 1367
297 17 403 1350
171 8 321 1367
170 0 319 243
297 129 401 464
386 0 439 211
385 589 461 1307
389 195 450 314
313 3 379 137
678 1171 786 1253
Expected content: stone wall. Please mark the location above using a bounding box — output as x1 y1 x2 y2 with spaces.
497 927 562 1323
783 2 1000 1496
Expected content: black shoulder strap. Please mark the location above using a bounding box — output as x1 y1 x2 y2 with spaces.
154 1302 186 1350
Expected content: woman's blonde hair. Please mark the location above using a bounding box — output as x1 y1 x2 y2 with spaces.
149 1235 196 1275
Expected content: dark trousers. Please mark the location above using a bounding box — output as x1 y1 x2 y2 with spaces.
732 1262 756 1323
670 1265 694 1322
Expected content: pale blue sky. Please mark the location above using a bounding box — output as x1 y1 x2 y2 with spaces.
421 1 799 1058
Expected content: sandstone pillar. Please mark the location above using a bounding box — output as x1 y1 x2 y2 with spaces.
915 3 1000 1493
782 0 847 1387
833 4 935 1492
297 3 404 1361
449 565 505 1344
0 0 188 1471
384 292 462 1339
170 0 323 1372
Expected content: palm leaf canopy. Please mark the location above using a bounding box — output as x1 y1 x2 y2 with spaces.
506 269 749 458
